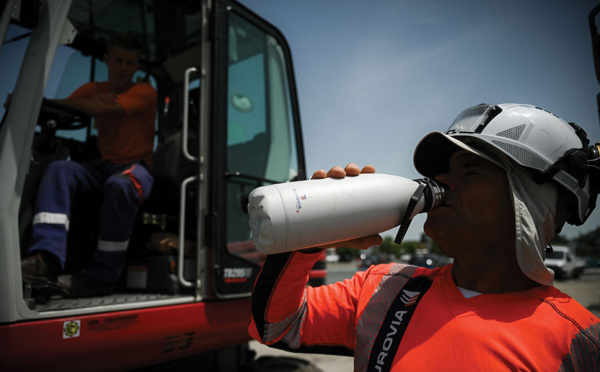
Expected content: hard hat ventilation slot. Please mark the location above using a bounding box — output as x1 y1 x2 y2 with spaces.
492 140 551 172
496 124 526 141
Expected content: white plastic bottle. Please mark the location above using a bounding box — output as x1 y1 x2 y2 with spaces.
248 174 445 254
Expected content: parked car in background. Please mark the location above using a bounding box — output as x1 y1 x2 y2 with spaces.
357 252 452 271
544 246 587 279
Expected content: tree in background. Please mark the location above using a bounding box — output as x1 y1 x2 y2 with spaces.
572 227 600 261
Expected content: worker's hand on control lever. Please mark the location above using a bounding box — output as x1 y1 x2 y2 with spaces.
305 163 383 251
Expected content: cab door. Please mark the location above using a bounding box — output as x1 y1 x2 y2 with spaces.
209 1 306 298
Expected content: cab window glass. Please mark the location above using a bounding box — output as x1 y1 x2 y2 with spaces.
0 24 30 119
226 13 300 249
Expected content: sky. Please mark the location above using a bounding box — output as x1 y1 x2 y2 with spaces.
238 0 600 242
2 1 600 243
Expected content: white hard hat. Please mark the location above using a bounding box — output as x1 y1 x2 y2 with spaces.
415 103 598 230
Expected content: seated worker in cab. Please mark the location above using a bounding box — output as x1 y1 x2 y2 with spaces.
21 32 157 297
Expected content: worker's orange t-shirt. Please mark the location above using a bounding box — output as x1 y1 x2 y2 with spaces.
68 81 157 168
249 251 600 371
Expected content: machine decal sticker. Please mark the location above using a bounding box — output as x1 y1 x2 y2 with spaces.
63 320 81 339
86 314 139 332
224 267 252 283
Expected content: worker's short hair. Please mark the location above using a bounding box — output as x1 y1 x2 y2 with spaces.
106 32 145 58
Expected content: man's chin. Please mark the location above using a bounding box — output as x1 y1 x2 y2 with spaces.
423 224 453 259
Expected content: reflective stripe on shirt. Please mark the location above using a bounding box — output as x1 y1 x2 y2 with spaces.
355 264 417 371
33 212 70 230
98 239 129 252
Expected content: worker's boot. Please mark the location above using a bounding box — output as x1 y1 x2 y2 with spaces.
21 251 62 285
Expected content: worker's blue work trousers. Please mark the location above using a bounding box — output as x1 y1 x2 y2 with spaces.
28 160 154 283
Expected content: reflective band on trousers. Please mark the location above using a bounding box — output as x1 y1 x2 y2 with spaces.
98 240 129 252
33 212 70 230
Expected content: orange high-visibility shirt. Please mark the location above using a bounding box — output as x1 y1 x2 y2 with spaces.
249 251 600 371
68 81 156 168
